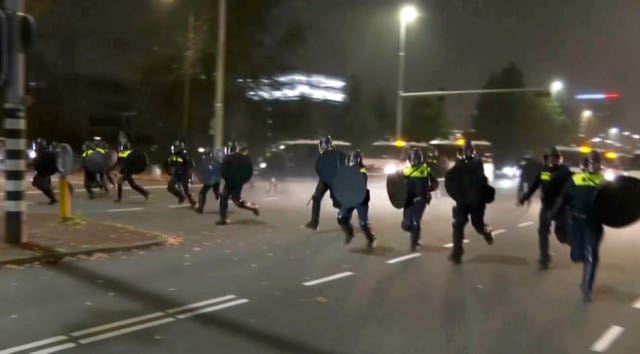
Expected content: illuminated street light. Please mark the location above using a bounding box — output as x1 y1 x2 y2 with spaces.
395 5 419 139
550 80 564 95
578 110 593 137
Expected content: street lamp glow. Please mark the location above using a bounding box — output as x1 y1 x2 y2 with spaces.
581 110 593 119
550 80 564 95
400 5 418 24
609 127 620 134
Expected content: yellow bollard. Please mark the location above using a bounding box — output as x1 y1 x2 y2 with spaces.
58 176 71 219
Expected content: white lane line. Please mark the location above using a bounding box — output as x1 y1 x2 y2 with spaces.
70 312 165 337
302 272 354 286
165 295 237 314
262 197 278 201
386 253 421 264
0 184 172 196
175 299 250 319
168 204 191 208
632 296 640 309
590 325 624 352
29 343 77 354
493 229 506 236
78 318 175 344
0 336 68 354
107 208 144 213
518 221 534 227
443 240 470 248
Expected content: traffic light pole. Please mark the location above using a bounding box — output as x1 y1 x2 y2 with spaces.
3 0 27 243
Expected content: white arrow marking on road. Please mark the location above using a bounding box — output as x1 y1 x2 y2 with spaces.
517 221 534 227
632 297 640 309
590 325 624 352
0 336 68 354
29 343 77 354
386 253 421 264
302 272 354 286
107 208 144 213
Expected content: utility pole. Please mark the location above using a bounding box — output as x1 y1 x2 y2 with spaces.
2 0 34 243
212 0 226 149
181 11 194 138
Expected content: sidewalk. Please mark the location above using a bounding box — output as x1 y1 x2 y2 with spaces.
0 213 173 266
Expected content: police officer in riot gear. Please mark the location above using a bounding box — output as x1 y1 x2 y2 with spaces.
217 142 259 225
446 140 494 264
112 142 150 202
305 136 334 231
518 146 573 269
556 151 605 302
31 138 57 204
81 140 109 199
337 150 377 249
401 148 439 251
195 147 223 214
166 140 196 208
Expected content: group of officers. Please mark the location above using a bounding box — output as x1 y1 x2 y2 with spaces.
30 135 610 302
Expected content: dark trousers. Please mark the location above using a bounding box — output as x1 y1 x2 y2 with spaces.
219 184 254 219
338 204 373 238
310 180 330 223
452 203 487 257
168 175 195 205
570 218 603 293
84 171 108 198
117 173 148 201
32 173 56 202
401 199 428 242
198 182 221 209
538 206 570 262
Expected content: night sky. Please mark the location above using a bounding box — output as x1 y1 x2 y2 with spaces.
31 0 640 132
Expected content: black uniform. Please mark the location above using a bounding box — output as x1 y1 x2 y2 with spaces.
166 151 196 207
337 165 376 248
519 163 573 267
446 156 494 263
82 145 110 199
113 148 149 202
195 150 222 214
401 164 439 251
218 151 259 224
31 145 57 204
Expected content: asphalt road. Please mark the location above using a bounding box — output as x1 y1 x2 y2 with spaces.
1 176 640 354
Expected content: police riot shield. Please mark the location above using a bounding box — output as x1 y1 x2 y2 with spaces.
83 151 107 174
122 150 148 175
33 150 58 176
221 154 253 186
56 143 74 176
386 172 407 209
444 166 462 202
315 150 347 186
331 166 367 208
195 154 221 185
593 175 640 228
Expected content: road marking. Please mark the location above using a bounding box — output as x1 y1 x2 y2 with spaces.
165 295 237 314
262 197 278 201
168 204 191 208
590 325 624 352
29 343 77 354
493 229 506 236
0 336 68 354
107 208 144 212
78 318 176 344
175 299 250 319
632 297 640 309
302 272 354 286
518 221 534 227
386 253 421 264
70 312 165 337
443 240 470 248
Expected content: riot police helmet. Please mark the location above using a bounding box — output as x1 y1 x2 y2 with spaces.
346 150 363 167
462 140 475 160
237 141 248 155
171 140 186 154
318 136 333 153
224 141 239 155
407 148 424 167
118 142 131 152
585 151 602 173
545 146 562 167
32 138 48 152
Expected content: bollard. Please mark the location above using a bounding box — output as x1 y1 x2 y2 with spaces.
58 176 71 219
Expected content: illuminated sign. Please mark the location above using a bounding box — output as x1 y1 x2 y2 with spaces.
238 73 347 103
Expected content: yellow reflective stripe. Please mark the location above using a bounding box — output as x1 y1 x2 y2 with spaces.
402 165 429 177
572 172 604 187
82 150 93 157
540 171 551 181
360 167 367 174
95 148 106 154
118 150 132 158
170 156 184 163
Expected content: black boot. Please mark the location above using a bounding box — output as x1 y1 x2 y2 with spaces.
237 200 259 216
361 224 377 249
342 224 355 245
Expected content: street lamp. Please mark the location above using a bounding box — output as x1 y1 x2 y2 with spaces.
550 80 564 96
395 5 418 139
579 109 593 137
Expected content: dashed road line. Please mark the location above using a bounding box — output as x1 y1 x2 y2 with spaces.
107 208 144 213
386 253 421 264
590 325 624 352
168 204 191 208
302 272 354 286
493 229 506 236
0 336 68 354
176 299 250 319
632 296 640 309
165 295 237 314
517 221 534 227
443 240 470 248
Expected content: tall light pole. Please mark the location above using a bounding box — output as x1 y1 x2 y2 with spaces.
579 109 593 137
395 5 418 139
212 0 227 149
181 11 195 138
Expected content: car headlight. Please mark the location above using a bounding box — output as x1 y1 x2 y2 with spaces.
604 170 616 181
27 150 36 159
259 162 267 169
384 164 397 174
